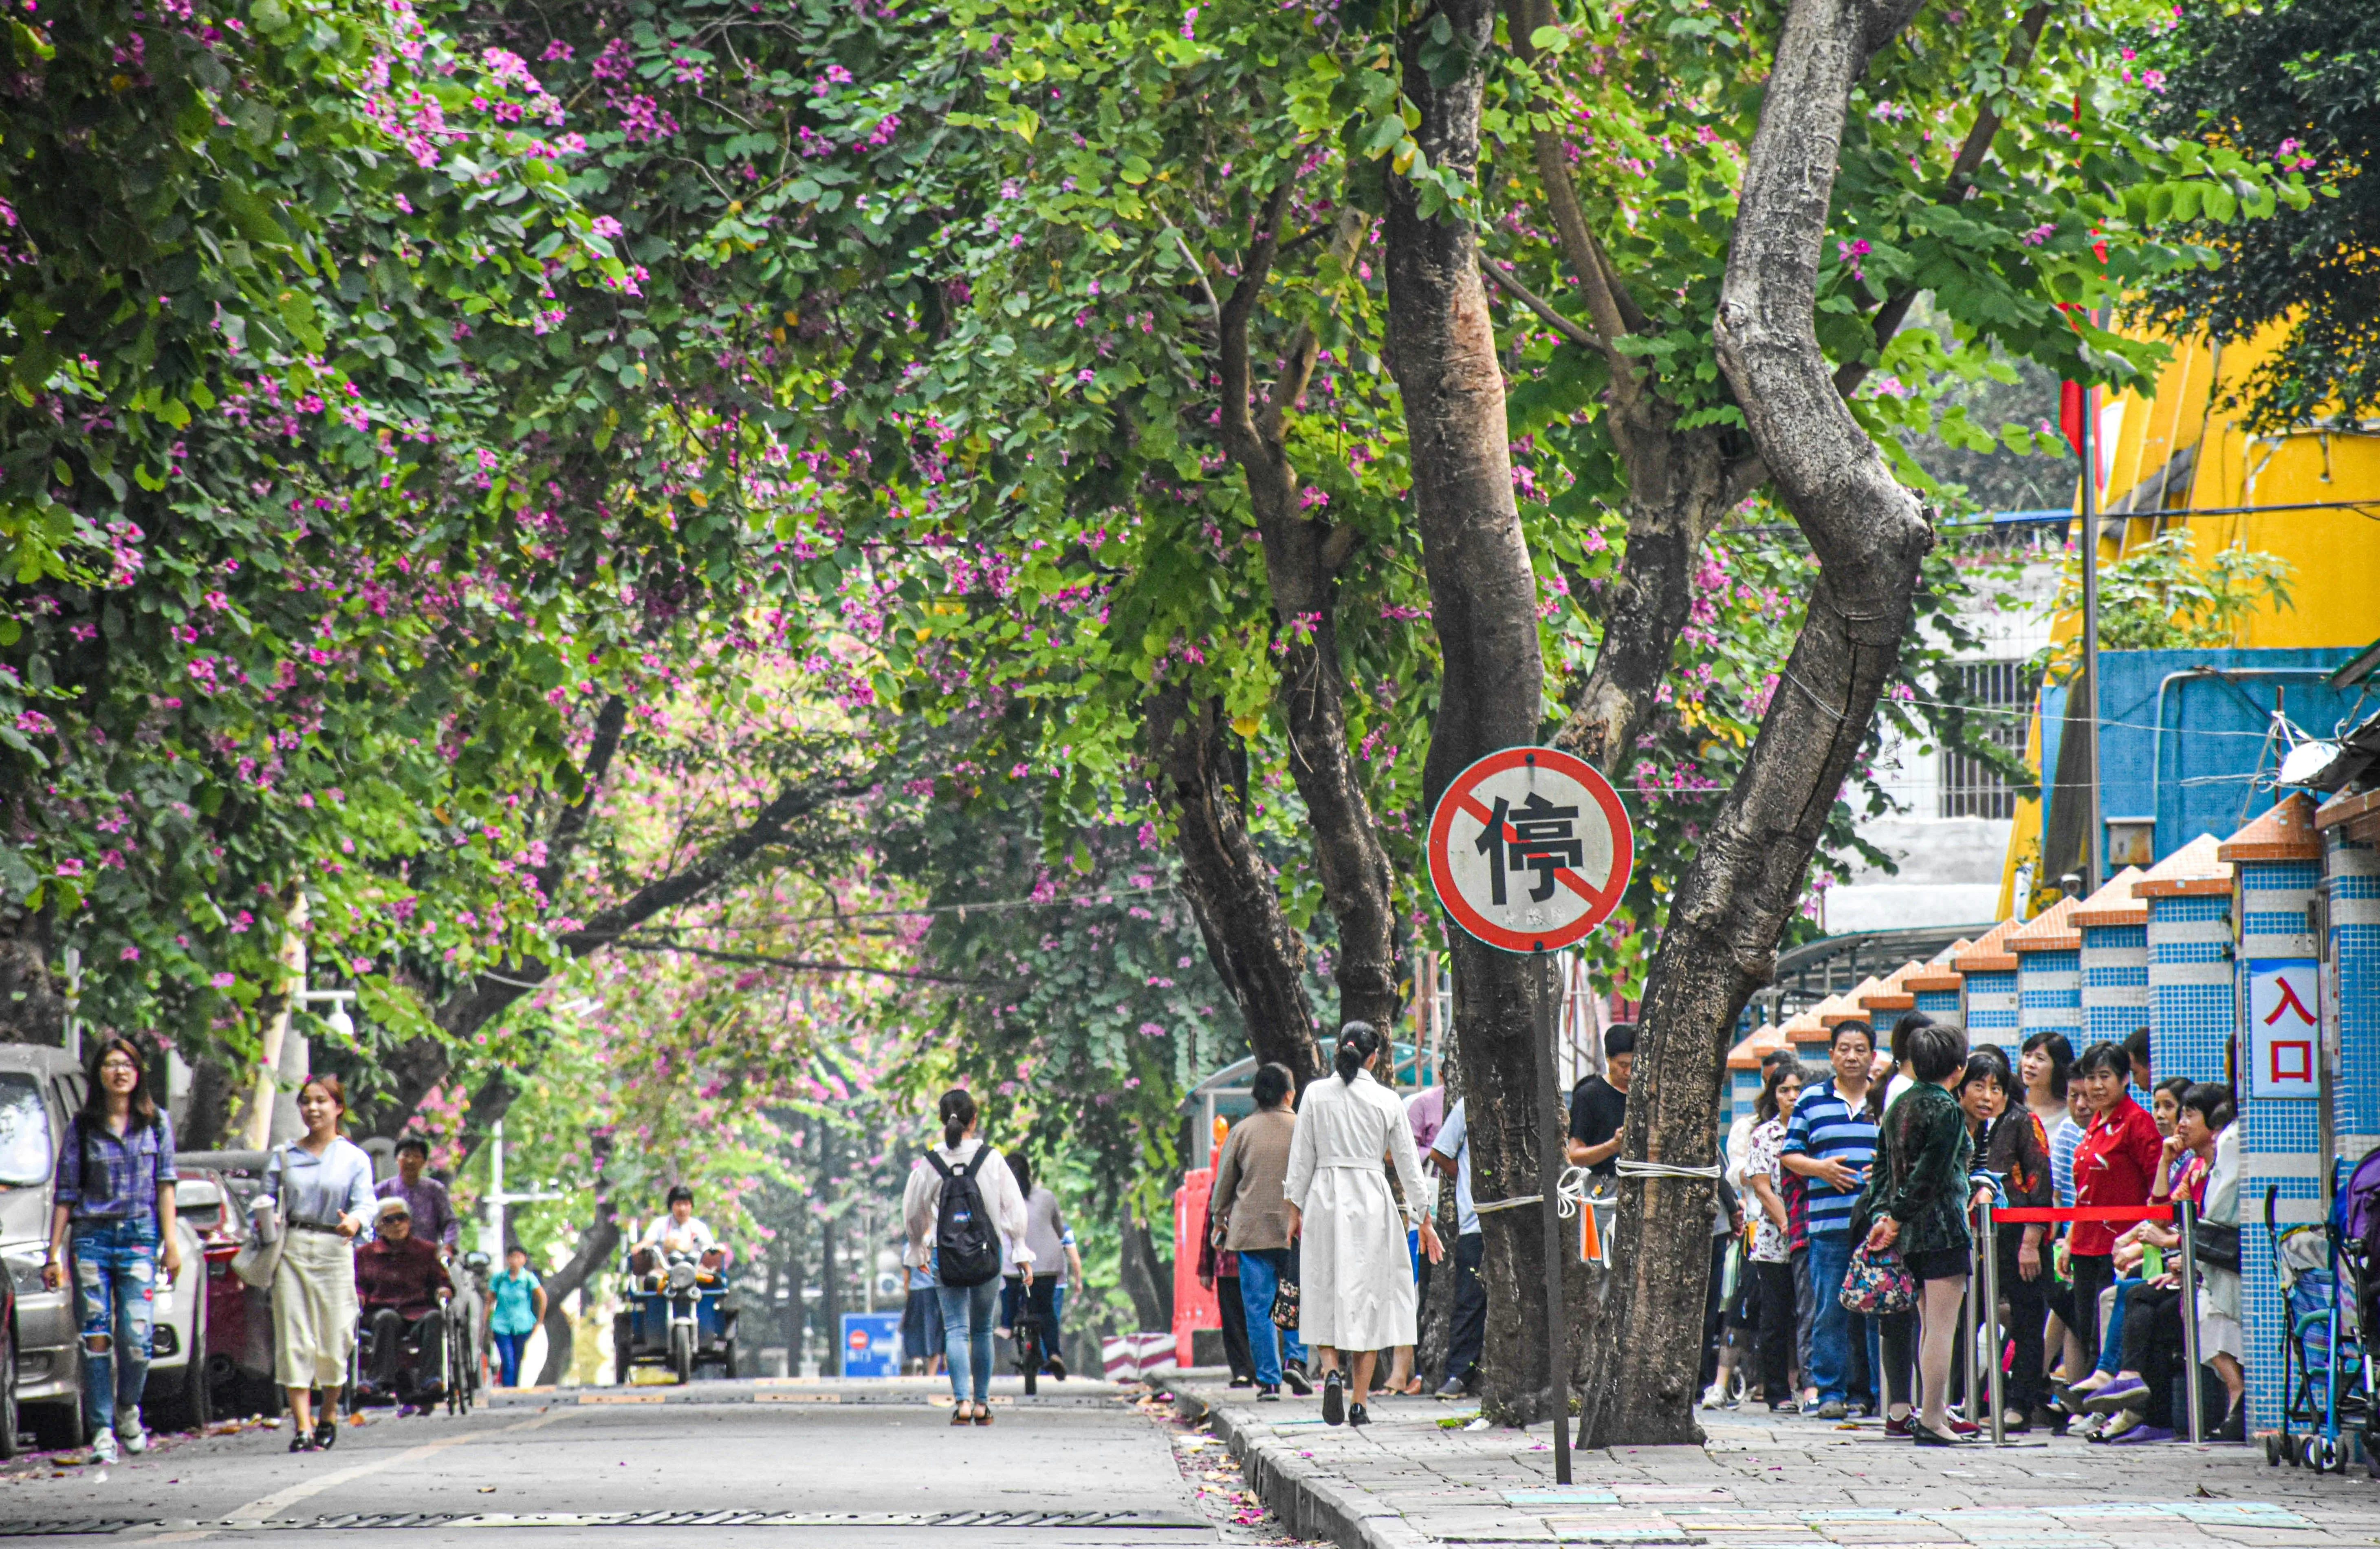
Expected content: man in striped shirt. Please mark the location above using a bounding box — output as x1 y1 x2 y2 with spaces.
1781 1020 1880 1419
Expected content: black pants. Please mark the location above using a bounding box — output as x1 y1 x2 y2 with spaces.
1754 1260 1797 1408
1443 1232 1486 1390
2120 1282 2185 1421
1994 1233 2048 1413
2068 1253 2116 1374
1217 1272 1254 1382
1877 1308 1918 1413
1698 1235 1732 1388
364 1307 445 1402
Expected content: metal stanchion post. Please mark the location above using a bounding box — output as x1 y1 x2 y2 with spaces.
1981 1200 2004 1445
1532 948 1571 1484
2178 1197 2203 1445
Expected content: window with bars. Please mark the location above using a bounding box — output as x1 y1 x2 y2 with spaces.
1937 660 2034 820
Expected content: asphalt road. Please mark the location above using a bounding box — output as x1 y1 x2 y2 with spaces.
0 1390 1262 1548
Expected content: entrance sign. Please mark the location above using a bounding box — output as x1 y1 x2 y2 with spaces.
2246 959 2321 1100
1427 746 1633 953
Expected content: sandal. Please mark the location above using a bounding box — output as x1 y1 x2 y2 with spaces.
971 1404 994 1426
951 1403 973 1426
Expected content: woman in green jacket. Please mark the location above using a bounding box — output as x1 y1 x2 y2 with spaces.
1856 1021 1986 1445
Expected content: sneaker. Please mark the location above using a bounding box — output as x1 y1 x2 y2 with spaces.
2094 1410 2149 1443
1883 1412 1912 1438
2083 1376 2148 1414
1282 1364 1313 1397
2072 1413 2106 1442
1700 1382 1728 1410
1769 1399 1800 1415
1435 1378 1470 1400
2103 1423 2175 1445
1256 1384 1281 1402
88 1431 120 1466
1815 1400 1847 1420
1321 1371 1346 1426
1947 1416 1980 1437
1227 1375 1255 1389
116 1407 148 1455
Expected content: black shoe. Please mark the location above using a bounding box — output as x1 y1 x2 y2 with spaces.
1348 1402 1370 1428
1911 1418 1966 1447
1046 1355 1067 1381
315 1414 337 1451
1228 1375 1255 1388
1436 1378 1470 1400
1282 1365 1313 1397
1257 1384 1281 1402
2216 1407 2246 1444
289 1434 317 1453
1321 1372 1345 1426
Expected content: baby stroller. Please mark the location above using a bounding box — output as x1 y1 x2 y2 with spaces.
2262 1172 2375 1475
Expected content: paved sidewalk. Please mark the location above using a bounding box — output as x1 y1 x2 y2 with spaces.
1172 1381 2380 1549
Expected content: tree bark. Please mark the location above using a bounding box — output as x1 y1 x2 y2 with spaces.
1212 200 1407 1036
1383 0 1557 1425
533 1195 621 1387
1115 1207 1173 1333
1147 681 1325 1081
1577 0 1935 1448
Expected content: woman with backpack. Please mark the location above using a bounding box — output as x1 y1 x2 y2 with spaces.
902 1088 1033 1425
1283 1022 1442 1428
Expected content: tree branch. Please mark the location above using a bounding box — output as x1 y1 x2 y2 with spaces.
610 938 1006 987
1218 181 1297 456
533 694 627 904
1483 261 1607 352
1833 1 2050 398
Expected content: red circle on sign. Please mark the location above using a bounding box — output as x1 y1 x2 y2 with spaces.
1426 746 1633 954
847 1327 869 1351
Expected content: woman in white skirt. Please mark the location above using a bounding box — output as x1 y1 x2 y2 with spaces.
266 1073 375 1452
1284 1022 1442 1427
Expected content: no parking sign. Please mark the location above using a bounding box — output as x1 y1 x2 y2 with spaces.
1426 746 1633 953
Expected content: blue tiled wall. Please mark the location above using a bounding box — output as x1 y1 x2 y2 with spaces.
2081 922 2149 1047
2236 859 2323 1431
2324 828 2379 1182
1963 968 2019 1051
2148 893 2233 1084
1915 987 1961 1027
2014 947 2082 1055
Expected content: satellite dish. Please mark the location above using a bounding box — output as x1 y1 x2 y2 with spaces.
2277 740 2341 788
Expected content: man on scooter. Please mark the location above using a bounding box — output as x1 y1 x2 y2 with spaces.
632 1185 722 1286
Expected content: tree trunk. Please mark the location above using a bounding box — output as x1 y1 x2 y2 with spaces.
534 1198 621 1387
783 1217 808 1372
1115 1207 1173 1333
1382 0 1556 1425
1213 201 1406 1036
1577 0 1934 1448
1147 681 1325 1081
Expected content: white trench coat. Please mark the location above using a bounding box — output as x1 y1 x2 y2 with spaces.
1282 1066 1430 1351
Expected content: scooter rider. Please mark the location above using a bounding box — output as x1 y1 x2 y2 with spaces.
632 1186 720 1286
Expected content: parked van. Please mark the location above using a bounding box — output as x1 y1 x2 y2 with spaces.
1 1043 207 1452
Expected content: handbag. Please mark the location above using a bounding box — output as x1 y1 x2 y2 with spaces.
1837 1240 1918 1316
1269 1278 1299 1331
2191 1220 2241 1272
231 1151 287 1290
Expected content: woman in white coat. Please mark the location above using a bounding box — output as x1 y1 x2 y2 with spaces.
1284 1022 1443 1427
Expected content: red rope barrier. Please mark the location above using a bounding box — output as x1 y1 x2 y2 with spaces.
1989 1204 2175 1224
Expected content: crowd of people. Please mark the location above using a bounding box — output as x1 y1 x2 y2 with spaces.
1718 1016 2245 1444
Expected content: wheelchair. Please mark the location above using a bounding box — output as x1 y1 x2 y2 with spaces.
341 1298 469 1415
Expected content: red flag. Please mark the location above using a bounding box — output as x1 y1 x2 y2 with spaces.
2060 379 2086 459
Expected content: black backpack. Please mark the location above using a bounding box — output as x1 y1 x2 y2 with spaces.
927 1149 1002 1288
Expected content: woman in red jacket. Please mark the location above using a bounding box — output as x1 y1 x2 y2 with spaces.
2065 1042 2165 1375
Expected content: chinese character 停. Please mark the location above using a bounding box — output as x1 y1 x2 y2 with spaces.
1474 791 1583 905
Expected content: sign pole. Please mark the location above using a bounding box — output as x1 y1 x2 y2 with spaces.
1535 946 1571 1482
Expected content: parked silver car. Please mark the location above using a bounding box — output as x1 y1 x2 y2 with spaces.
2 1044 207 1453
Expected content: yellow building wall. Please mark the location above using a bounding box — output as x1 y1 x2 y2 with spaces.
2091 324 2380 651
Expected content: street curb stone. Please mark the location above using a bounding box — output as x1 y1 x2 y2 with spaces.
1173 1389 1438 1549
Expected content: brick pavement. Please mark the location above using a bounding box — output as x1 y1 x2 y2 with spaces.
1173 1382 2380 1549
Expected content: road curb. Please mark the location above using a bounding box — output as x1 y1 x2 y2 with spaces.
1171 1389 1434 1549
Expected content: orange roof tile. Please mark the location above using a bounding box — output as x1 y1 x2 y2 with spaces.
1822 978 1888 1026
2011 893 2083 953
2217 792 2323 863
1781 1008 1829 1043
2317 787 2380 844
1953 917 2022 974
1904 942 1970 993
1727 1025 1790 1071
2070 866 2147 930
2133 832 2233 899
1858 961 1922 1015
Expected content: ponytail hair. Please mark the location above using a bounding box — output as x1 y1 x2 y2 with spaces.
938 1088 978 1149
1333 1022 1383 1085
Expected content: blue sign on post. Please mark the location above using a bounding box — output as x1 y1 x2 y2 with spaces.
840 1312 905 1377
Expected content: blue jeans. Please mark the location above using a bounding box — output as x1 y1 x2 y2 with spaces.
2096 1277 2142 1375
1805 1231 1860 1406
1235 1248 1307 1387
70 1216 159 1434
493 1330 530 1387
936 1279 1000 1402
